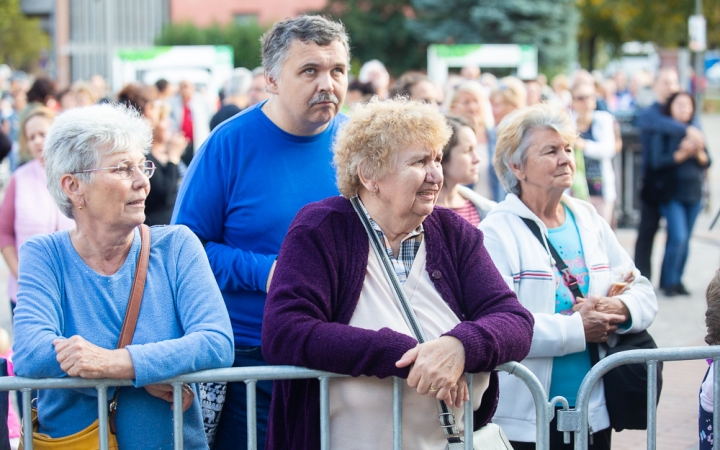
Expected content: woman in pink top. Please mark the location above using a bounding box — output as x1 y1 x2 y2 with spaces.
436 115 496 226
0 106 75 312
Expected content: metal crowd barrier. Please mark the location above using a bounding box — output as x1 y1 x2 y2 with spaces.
0 361 548 450
556 346 720 450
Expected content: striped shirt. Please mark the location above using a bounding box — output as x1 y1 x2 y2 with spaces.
451 199 481 227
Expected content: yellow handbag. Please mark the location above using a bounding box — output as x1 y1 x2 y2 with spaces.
19 409 118 450
19 224 151 450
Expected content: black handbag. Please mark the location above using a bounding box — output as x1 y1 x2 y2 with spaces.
589 331 663 432
521 217 663 432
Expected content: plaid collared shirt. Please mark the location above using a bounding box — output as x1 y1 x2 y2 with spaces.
368 218 424 285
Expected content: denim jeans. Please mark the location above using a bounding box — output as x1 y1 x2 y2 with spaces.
659 199 703 288
213 346 273 450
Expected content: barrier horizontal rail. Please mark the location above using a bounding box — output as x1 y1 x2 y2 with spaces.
566 345 720 450
0 362 547 450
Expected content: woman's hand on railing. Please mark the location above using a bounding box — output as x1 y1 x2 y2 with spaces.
53 335 135 379
144 384 194 412
395 336 468 407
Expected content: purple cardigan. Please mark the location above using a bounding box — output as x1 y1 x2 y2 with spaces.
262 196 534 450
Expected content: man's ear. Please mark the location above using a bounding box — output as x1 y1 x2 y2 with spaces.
265 71 279 95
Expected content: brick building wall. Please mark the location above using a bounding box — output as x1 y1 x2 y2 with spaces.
170 0 328 26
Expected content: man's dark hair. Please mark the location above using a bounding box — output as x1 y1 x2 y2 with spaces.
26 77 57 104
155 79 169 94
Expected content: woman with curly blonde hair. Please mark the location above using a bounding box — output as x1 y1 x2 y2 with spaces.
262 98 534 450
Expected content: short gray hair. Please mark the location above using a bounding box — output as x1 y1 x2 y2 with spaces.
493 104 576 196
44 103 152 219
261 15 350 82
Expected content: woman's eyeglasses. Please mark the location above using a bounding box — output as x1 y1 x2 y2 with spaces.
72 160 156 179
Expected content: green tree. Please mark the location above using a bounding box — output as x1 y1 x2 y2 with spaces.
317 0 426 77
578 0 720 69
0 0 50 71
155 21 266 69
409 0 579 75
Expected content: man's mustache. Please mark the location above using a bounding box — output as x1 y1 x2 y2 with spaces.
309 92 339 107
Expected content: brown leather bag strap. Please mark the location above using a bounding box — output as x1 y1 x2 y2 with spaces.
117 224 150 349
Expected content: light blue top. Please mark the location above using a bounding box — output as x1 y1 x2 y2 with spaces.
547 206 592 406
12 225 234 449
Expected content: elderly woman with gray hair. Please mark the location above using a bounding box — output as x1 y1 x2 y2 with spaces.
262 98 533 449
479 104 657 449
12 104 233 449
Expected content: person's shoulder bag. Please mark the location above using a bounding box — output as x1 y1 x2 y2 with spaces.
19 224 150 450
521 217 662 432
352 196 512 450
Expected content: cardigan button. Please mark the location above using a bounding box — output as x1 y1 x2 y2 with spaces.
431 270 442 280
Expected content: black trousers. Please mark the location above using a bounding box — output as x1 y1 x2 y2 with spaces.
634 199 661 281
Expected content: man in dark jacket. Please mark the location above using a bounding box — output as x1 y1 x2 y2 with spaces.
634 67 704 283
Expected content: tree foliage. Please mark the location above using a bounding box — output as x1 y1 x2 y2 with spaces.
155 21 266 69
0 0 50 71
409 0 579 74
316 0 426 77
578 0 720 68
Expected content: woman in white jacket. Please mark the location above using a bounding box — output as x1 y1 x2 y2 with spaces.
571 81 619 223
479 104 657 449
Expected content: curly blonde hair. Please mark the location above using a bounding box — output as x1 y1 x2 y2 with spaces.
334 98 451 198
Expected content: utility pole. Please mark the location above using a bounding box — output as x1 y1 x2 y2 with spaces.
690 0 705 108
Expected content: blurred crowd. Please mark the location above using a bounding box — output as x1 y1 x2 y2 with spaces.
0 60 689 221
0 59 705 294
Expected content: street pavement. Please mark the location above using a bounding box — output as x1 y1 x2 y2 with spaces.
0 115 719 448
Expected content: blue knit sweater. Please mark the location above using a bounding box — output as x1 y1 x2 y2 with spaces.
172 101 344 346
12 225 234 449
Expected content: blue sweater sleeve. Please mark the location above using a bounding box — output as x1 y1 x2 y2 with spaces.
172 135 276 293
126 227 234 387
648 133 680 169
636 104 689 136
12 239 69 379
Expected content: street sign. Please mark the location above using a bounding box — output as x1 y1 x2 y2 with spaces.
427 44 538 86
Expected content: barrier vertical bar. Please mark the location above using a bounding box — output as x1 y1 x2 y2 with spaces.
245 380 257 450
97 385 109 450
714 358 719 450
646 361 657 450
173 382 184 450
22 388 32 450
392 377 402 450
464 373 473 450
319 377 330 450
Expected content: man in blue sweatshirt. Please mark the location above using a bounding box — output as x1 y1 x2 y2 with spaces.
172 15 349 450
634 67 704 283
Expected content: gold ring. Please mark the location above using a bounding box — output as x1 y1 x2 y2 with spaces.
428 386 439 393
